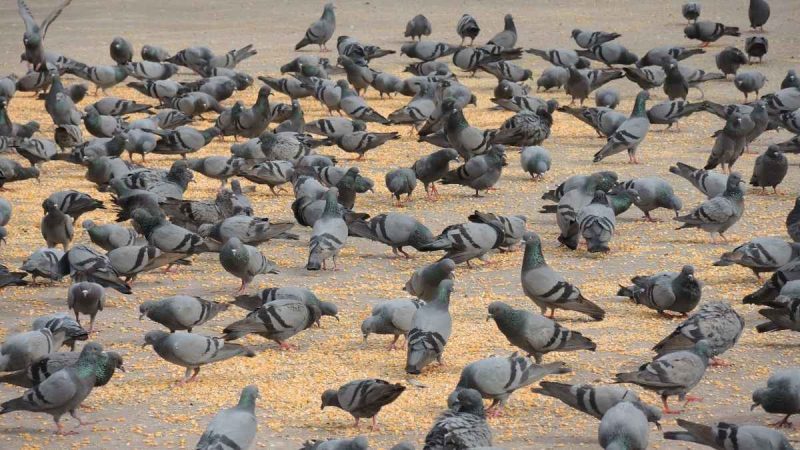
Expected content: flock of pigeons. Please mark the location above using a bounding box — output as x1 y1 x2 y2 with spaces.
0 0 799 448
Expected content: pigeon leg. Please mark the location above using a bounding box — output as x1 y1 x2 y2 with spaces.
684 395 703 406
236 279 249 294
54 419 78 436
710 357 731 367
70 409 97 427
187 368 200 382
700 42 710 48
332 256 341 271
661 396 682 414
769 415 793 428
87 316 95 334
398 247 411 259
353 417 360 428
370 416 380 431
548 308 556 319
643 212 657 222
387 334 400 351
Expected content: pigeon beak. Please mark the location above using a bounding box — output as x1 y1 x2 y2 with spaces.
750 403 758 411
333 315 340 322
118 364 127 373
138 313 145 321
654 421 662 431
485 314 493 321
141 343 148 349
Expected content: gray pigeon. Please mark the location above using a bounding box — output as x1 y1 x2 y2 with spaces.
385 168 417 205
750 146 788 193
669 161 736 199
714 237 800 278
305 117 366 138
46 190 104 221
411 148 460 199
296 3 336 51
349 213 434 257
0 350 123 389
405 14 432 41
67 281 105 333
400 41 458 62
16 0 74 71
335 131 398 159
615 177 682 221
556 173 614 250
11 137 57 166
637 45 704 67
520 146 551 180
526 48 586 67
82 220 140 251
752 368 800 428
467 210 526 251
558 105 626 137
20 247 64 282
199 216 296 247
406 280 453 375
532 382 662 426
404 259 456 301
64 62 128 94
521 232 605 320
757 297 800 334
682 2 701 23
665 419 794 450
31 314 88 352
599 402 649 450
487 301 596 363
41 198 73 250
456 14 480 46
337 81 390 124
447 353 569 415
578 42 638 66
139 295 230 333
674 173 745 242
419 219 504 266
302 436 369 450
185 156 245 189
132 208 209 256
577 191 616 253
361 298 424 350
788 197 800 243
487 14 517 48
646 100 705 130
744 260 800 306
196 385 259 450
321 379 406 430
144 331 255 384
734 71 767 100
684 21 740 46
231 286 328 312
0 328 69 372
239 161 295 195
749 0 771 30
306 188 348 271
220 237 279 292
537 66 569 91
593 91 650 163
440 146 507 197
617 265 702 317
615 340 711 414
653 301 744 366
595 88 620 109
572 29 621 49
0 342 103 435
716 47 748 77
424 388 492 449
107 244 184 281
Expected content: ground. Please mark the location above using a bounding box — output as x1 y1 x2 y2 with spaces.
0 0 799 448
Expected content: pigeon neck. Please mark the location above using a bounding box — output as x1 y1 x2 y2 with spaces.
322 192 339 217
94 355 115 385
447 109 468 130
630 95 647 118
430 287 451 309
237 391 257 413
522 240 545 269
76 355 99 379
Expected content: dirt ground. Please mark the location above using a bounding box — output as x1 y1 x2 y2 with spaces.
0 0 800 448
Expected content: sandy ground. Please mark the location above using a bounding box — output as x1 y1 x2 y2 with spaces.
0 0 800 449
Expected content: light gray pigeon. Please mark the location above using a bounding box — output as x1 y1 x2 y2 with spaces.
750 146 788 193
405 14 432 41
537 66 569 91
295 3 336 51
556 173 606 248
200 216 295 247
533 382 662 426
577 191 616 253
302 436 369 450
143 330 255 384
593 91 650 163
400 41 458 62
669 162 737 199
734 71 767 100
520 146 551 180
558 106 626 138
578 42 638 66
487 301 596 363
595 88 620 109
132 208 209 256
0 328 70 372
0 158 39 188
361 298 424 350
406 280 453 375
653 301 744 366
306 188 348 271
447 353 569 415
321 379 406 430
615 340 711 414
714 237 800 279
404 259 456 301
11 137 57 166
220 237 279 292
521 232 605 320
196 385 259 450
67 281 104 333
185 156 245 188
82 220 140 251
107 244 184 281
139 295 230 333
487 14 517 48
0 342 103 435
751 368 800 428
41 198 73 250
615 177 682 221
424 389 492 449
526 48 586 67
304 117 366 138
674 172 745 242
30 314 88 352
598 402 649 450
646 100 705 130
86 97 151 117
617 265 702 317
467 210 526 251
572 29 621 49
20 247 64 282
684 21 740 46
239 161 295 195
665 419 794 450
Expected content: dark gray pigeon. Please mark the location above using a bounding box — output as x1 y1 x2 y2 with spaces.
716 47 749 77
440 145 507 197
533 382 662 426
788 197 800 243
781 70 799 89
143 330 255 384
139 295 230 333
487 301 596 363
321 379 406 430
665 419 794 450
757 297 800 334
41 198 73 251
109 37 132 64
521 232 605 320
67 281 105 333
750 145 787 193
361 298 424 350
296 3 336 51
406 280 453 375
411 148 459 199
424 388 492 449
615 340 711 414
674 173 745 242
405 14 432 41
196 385 258 450
537 66 569 92
752 368 800 428
487 14 517 48
385 168 417 205
637 45 704 67
46 190 104 221
598 401 649 450
744 260 800 306
617 265 702 317
749 0 771 30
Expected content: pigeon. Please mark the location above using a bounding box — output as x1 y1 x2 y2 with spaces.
749 146 788 194
558 105 627 137
536 67 569 92
46 190 104 221
349 213 435 258
664 419 794 450
0 327 71 372
196 385 259 450
598 401 649 450
30 314 89 352
200 215 295 247
143 330 255 384
321 379 406 430
637 45 705 67
401 41 458 62
0 157 40 188
131 208 208 256
526 48 587 68
668 162 733 199
64 62 128 94
653 301 744 368
467 211 526 251
533 382 662 426
0 264 27 288
240 161 295 195
618 265 702 317
0 349 123 389
734 71 767 100
337 81 390 124
405 14 432 41
335 131 399 160
185 156 245 189
403 258 456 302
578 42 638 66
148 126 220 158
757 297 800 334
384 168 417 205
745 36 769 63
20 247 64 282
749 0 771 31
139 295 229 333
789 198 800 243
40 198 73 251
67 282 105 333
751 368 800 428
781 69 799 89
456 14 480 46
61 245 132 294
424 388 492 449
572 29 621 49
593 91 650 163
714 237 800 279
296 3 336 51
406 279 453 374
555 172 615 249
615 340 711 414
745 259 800 306
487 301 596 363
623 65 667 91
520 146 551 180
220 237 279 292
109 36 132 64
674 173 745 242
577 191 616 253
10 137 58 166
684 21 741 47
305 117 366 138
682 2 701 23
16 0 74 71
361 298 424 350
419 218 504 266
490 106 555 148
520 232 605 320
440 145 506 197
487 14 517 48
595 88 620 109
0 341 103 435
615 177 682 221
646 100 704 131
306 188 348 271
82 220 140 251
302 436 369 450
715 47 749 78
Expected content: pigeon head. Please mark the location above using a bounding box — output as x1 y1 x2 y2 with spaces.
41 199 58 213
725 172 743 192
107 352 125 373
751 386 767 410
400 43 415 56
575 57 592 69
486 301 512 321
320 389 340 409
453 388 485 416
78 342 104 360
681 265 695 280
360 316 376 339
239 385 260 409
693 339 712 359
142 330 169 348
766 145 782 158
138 301 156 320
683 24 699 39
570 29 582 39
319 301 339 320
633 402 662 430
